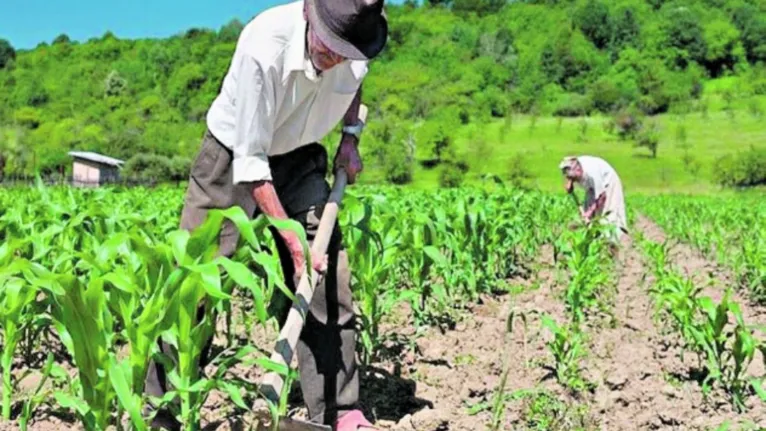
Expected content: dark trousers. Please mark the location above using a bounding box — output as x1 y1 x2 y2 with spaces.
144 129 360 426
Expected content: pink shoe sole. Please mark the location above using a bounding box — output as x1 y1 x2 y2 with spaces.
335 410 378 431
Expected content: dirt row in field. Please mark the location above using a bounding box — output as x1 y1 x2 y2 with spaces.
318 215 766 431
250 215 766 431
6 215 766 431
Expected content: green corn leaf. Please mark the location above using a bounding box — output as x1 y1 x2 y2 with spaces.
423 246 448 267
264 216 311 268
253 357 291 376
186 263 229 300
751 378 766 401
108 357 147 431
219 381 249 410
215 257 267 321
54 391 92 420
186 210 225 259
102 271 137 294
188 377 214 393
168 229 191 266
220 206 260 249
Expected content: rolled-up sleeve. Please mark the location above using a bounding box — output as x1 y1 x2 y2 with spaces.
232 54 276 184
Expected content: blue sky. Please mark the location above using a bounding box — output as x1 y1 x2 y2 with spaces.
1 0 298 50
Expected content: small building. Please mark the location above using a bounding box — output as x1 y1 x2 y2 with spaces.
68 151 124 187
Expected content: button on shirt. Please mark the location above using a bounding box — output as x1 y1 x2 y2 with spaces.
206 0 368 184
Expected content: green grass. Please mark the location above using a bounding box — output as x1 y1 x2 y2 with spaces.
359 92 766 195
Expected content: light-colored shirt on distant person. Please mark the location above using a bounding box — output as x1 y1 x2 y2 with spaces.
576 155 628 236
206 0 368 185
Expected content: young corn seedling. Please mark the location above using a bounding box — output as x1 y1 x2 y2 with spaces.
39 272 118 431
150 207 305 431
342 198 404 364
540 315 588 393
400 215 450 326
0 260 44 420
556 221 613 326
694 293 760 411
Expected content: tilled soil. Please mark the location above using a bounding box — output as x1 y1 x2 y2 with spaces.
6 217 766 430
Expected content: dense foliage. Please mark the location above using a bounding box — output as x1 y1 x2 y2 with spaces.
0 0 765 181
713 145 766 187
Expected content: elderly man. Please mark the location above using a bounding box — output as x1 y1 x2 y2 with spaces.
559 155 628 246
144 0 387 430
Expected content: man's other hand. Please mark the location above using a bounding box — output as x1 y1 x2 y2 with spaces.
565 178 574 194
283 233 328 279
334 135 363 184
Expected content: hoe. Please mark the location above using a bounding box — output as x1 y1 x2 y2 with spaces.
256 105 369 431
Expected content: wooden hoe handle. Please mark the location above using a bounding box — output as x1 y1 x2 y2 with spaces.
258 105 368 405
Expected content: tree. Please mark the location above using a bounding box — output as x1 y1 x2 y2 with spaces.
575 0 613 50
663 6 707 68
0 39 15 69
452 0 506 16
731 5 766 64
218 19 244 42
703 17 742 77
0 127 27 178
634 120 660 158
52 34 71 45
104 70 128 98
610 6 641 53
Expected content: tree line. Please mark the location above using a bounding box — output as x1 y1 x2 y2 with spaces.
0 0 764 185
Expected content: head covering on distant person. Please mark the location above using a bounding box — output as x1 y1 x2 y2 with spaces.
559 156 579 176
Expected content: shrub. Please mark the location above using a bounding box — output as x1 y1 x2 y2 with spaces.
383 136 415 185
588 78 622 113
122 153 174 182
507 153 534 190
553 93 593 117
609 107 643 140
169 156 191 181
439 162 466 188
634 120 661 158
713 146 766 188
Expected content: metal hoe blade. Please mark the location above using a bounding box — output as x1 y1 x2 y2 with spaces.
277 418 332 431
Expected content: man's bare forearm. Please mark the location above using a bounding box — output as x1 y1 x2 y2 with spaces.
251 181 298 243
585 193 606 218
343 87 362 128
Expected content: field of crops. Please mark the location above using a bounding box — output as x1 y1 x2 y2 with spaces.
0 183 764 430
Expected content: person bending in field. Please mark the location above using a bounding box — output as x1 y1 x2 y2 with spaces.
559 155 628 249
143 0 387 430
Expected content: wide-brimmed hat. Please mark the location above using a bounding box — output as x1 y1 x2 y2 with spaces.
305 0 388 61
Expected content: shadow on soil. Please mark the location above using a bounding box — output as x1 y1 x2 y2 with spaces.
281 364 434 425
203 417 247 431
359 365 434 422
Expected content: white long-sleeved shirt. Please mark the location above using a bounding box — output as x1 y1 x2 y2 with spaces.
576 156 628 234
206 0 368 184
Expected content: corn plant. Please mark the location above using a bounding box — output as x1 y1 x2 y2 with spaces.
540 315 588 393
555 220 614 326
693 293 760 411
341 197 407 364
640 234 765 412
637 194 766 304
0 260 45 420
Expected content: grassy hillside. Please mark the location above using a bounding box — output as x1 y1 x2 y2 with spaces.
391 92 766 193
